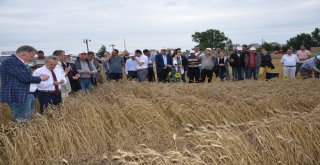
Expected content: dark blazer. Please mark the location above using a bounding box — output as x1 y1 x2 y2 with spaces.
155 54 173 73
62 62 81 92
0 55 41 104
260 53 275 69
229 53 241 68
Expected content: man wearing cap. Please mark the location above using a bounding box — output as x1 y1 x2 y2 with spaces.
125 53 138 80
229 47 242 80
155 49 173 82
187 50 200 83
280 49 299 79
199 48 215 83
296 45 312 76
245 47 261 80
299 55 320 79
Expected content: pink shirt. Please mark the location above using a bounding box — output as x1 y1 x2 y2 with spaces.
296 50 311 63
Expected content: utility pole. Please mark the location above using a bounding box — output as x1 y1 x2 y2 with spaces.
124 39 127 51
83 39 91 53
109 44 115 50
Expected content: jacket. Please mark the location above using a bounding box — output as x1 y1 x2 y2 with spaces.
244 53 261 68
155 54 173 73
0 55 41 103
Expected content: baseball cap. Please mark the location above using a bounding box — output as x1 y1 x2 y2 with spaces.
249 47 257 51
236 46 243 51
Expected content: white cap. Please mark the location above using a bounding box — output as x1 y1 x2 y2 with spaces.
249 47 257 51
205 48 212 51
316 54 320 60
236 46 243 51
129 53 135 57
189 50 195 54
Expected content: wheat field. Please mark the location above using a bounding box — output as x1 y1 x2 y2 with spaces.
0 78 319 164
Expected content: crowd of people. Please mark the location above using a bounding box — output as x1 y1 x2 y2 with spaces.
0 44 320 122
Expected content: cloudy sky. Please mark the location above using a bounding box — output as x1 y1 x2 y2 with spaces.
0 0 319 54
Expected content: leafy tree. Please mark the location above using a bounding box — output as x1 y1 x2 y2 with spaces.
96 45 107 58
192 29 231 50
225 39 233 51
311 27 320 45
261 42 273 51
286 28 320 50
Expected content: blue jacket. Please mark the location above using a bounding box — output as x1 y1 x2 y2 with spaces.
0 55 41 104
155 54 173 73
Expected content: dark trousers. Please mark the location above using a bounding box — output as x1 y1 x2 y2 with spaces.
232 67 241 81
108 73 123 81
148 67 155 82
201 69 213 83
296 63 303 76
38 91 62 114
213 66 219 78
219 68 227 81
246 67 259 80
127 71 137 79
188 67 200 83
299 67 313 79
158 68 170 82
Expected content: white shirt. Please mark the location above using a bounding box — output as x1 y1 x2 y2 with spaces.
125 58 137 74
136 54 148 70
33 66 67 91
281 54 299 66
172 58 185 74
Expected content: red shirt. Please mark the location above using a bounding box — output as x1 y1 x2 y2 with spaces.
248 53 255 68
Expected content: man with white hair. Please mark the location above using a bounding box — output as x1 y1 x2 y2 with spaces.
0 45 49 120
299 55 320 79
245 47 261 80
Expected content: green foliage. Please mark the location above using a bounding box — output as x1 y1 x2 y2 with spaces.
192 29 231 51
96 45 107 58
286 27 320 50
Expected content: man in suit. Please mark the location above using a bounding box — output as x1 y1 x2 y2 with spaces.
155 49 173 82
0 45 49 121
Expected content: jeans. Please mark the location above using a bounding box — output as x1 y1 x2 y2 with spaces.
38 91 62 114
239 67 246 80
219 68 227 81
232 67 241 81
246 67 259 80
137 68 148 82
9 94 35 121
201 69 213 83
80 78 93 90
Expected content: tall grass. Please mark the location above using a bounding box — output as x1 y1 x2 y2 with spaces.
0 80 319 164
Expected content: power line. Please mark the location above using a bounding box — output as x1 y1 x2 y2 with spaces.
83 39 91 53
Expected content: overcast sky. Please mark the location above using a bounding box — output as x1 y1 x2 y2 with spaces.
0 0 319 54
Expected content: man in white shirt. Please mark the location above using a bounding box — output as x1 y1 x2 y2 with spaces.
134 49 149 82
33 56 67 114
125 54 138 80
280 49 299 79
53 50 72 98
